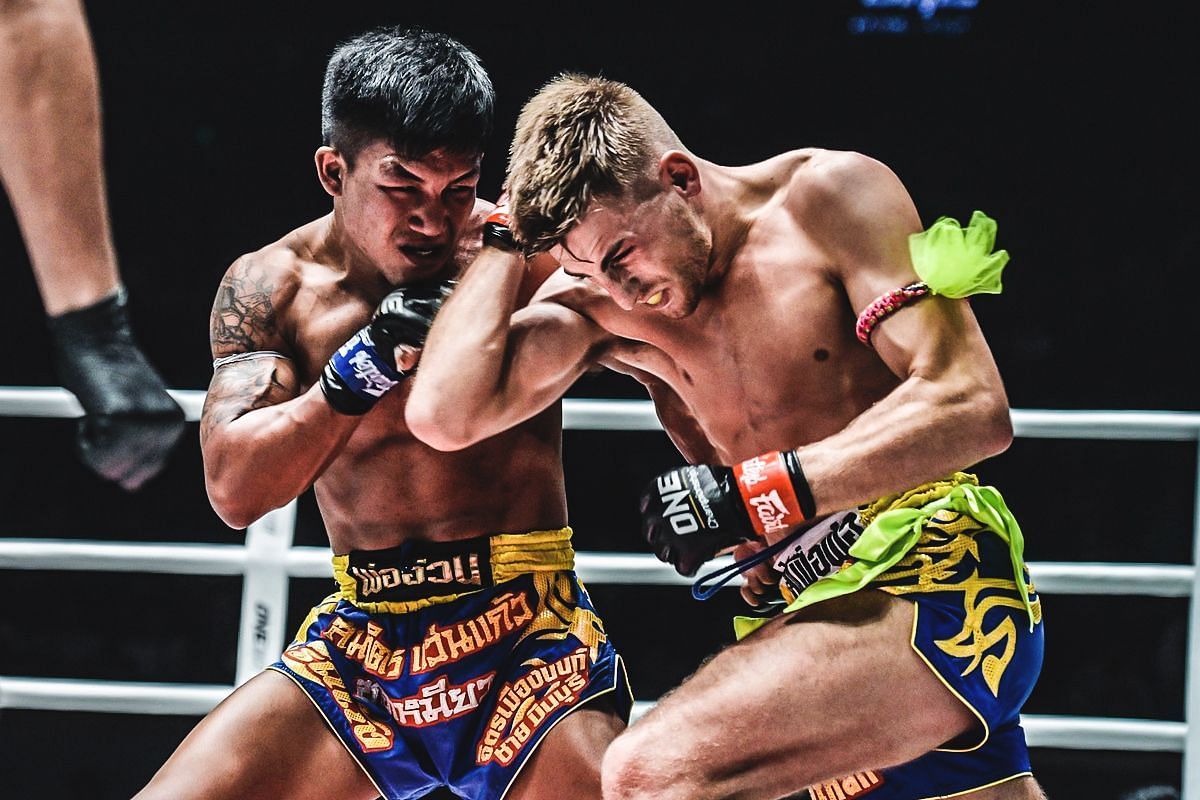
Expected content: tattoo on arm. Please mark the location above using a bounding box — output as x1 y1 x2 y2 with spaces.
210 260 279 354
200 360 296 445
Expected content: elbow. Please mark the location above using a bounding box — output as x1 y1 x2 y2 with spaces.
975 394 1014 459
204 470 262 530
405 394 484 452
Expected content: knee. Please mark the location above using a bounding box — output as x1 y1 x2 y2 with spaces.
601 732 653 800
601 726 700 800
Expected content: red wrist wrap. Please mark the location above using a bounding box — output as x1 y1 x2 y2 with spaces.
485 208 512 227
733 452 808 537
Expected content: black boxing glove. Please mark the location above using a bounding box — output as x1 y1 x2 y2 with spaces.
319 280 455 415
482 207 519 252
47 287 186 492
640 450 817 577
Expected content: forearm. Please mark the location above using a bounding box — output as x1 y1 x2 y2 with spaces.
0 0 119 313
797 373 1012 515
407 248 528 446
202 384 359 528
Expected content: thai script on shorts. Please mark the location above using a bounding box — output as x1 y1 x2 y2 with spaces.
410 590 534 674
350 552 483 598
321 617 405 680
281 641 393 753
779 512 863 595
476 646 591 766
810 770 884 799
371 672 497 728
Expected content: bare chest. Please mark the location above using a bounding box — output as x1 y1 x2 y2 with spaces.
278 280 565 546
600 246 896 461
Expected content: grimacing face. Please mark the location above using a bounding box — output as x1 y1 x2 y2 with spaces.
553 189 711 319
328 140 481 281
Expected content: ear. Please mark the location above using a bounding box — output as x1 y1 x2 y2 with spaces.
315 146 346 197
658 151 701 198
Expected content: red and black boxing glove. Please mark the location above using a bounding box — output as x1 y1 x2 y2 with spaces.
482 207 519 252
639 450 817 577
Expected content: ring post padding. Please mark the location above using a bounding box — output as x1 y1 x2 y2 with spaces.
235 500 298 685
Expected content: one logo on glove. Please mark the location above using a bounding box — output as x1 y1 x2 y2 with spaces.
656 471 701 534
655 468 721 535
655 468 719 536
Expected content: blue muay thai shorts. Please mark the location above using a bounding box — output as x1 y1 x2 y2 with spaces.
770 475 1045 800
269 527 631 800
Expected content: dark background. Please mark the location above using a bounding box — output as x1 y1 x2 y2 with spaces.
1 1 1197 797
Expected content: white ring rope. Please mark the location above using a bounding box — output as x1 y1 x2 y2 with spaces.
2 387 1198 440
2 387 1199 767
0 673 1181 753
0 539 1192 596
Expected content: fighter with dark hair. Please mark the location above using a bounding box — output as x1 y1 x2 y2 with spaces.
134 29 629 800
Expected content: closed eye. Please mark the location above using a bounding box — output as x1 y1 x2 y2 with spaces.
606 245 635 274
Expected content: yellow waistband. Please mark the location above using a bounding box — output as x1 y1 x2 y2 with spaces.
859 472 979 525
330 527 575 614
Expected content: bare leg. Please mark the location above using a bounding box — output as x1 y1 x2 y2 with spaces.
508 702 626 800
601 591 982 800
0 0 118 314
0 0 185 491
134 670 380 800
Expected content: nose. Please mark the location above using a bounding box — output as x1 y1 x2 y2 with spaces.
597 277 638 311
408 195 449 238
595 274 637 311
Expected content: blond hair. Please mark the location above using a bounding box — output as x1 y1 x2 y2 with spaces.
506 74 681 253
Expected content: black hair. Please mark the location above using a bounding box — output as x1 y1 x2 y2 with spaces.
321 26 494 166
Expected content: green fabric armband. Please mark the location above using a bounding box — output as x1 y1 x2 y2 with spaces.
909 210 1010 298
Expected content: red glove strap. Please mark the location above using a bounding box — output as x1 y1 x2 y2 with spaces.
733 451 807 537
485 208 512 227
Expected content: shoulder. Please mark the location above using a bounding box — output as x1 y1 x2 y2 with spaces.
779 149 920 267
528 268 608 316
210 234 307 358
783 149 909 218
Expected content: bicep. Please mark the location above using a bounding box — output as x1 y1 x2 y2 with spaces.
869 293 1002 390
200 357 301 446
815 157 924 318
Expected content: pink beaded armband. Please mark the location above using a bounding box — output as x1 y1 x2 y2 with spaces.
854 282 931 345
